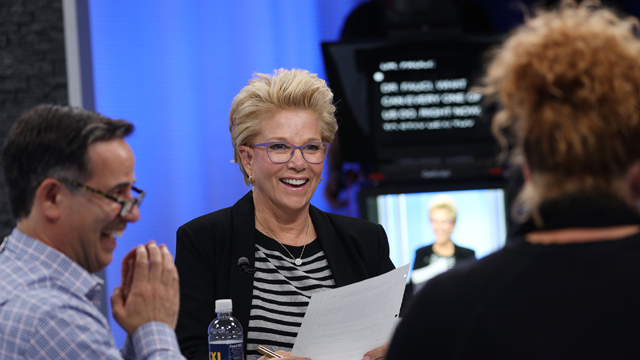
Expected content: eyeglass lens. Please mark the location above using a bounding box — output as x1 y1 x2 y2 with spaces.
266 142 328 163
120 190 145 216
120 200 133 217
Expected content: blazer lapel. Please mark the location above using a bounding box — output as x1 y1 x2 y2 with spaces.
310 205 365 287
228 191 257 332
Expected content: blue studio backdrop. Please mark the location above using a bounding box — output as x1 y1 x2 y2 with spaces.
88 0 367 347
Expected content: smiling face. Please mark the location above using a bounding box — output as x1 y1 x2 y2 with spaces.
430 208 456 245
240 109 324 216
63 138 140 273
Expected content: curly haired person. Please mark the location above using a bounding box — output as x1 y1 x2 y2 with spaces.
388 1 640 359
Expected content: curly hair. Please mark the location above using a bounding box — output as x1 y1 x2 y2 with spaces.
482 1 640 220
228 68 338 185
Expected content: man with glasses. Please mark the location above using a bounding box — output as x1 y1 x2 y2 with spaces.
0 105 185 359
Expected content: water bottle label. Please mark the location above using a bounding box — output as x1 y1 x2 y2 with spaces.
209 342 243 360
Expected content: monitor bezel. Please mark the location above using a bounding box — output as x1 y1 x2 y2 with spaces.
358 179 512 222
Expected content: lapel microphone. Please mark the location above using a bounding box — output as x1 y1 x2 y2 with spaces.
237 257 256 274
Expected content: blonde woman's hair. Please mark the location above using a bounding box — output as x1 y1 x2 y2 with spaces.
229 68 337 185
482 0 640 221
429 194 457 223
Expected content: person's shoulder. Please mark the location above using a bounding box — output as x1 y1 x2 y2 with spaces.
7 285 76 310
455 244 476 258
424 245 524 297
180 205 233 230
0 253 50 302
318 209 381 231
0 255 108 357
389 252 510 360
414 244 433 256
1 286 112 358
176 207 235 249
1 279 98 332
178 191 252 233
316 210 388 244
27 271 98 309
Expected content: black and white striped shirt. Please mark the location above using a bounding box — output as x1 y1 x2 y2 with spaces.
245 230 335 360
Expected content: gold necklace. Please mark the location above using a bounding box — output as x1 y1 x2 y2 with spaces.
255 211 310 266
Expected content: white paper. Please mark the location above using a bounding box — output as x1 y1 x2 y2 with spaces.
410 257 449 285
291 264 410 360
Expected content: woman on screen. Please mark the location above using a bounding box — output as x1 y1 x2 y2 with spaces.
175 69 396 360
411 195 475 291
388 2 640 359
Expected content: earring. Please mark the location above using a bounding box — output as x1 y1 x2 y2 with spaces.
248 175 255 184
320 176 323 183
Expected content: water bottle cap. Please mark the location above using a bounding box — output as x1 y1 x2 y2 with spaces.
215 299 233 312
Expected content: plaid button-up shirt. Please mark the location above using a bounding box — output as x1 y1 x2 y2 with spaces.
0 229 185 359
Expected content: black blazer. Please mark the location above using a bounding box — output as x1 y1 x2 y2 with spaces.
413 243 476 270
175 191 397 360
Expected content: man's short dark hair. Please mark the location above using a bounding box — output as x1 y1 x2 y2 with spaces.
2 104 134 220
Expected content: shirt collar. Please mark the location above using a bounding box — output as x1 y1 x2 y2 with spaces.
512 192 640 237
5 228 104 301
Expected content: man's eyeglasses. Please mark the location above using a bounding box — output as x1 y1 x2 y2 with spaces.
60 179 145 217
251 142 330 164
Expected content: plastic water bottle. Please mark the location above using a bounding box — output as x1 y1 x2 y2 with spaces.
209 299 244 360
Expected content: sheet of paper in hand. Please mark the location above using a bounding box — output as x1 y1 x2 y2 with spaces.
291 264 410 360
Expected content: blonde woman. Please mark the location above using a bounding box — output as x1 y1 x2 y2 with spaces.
411 195 475 289
176 69 396 360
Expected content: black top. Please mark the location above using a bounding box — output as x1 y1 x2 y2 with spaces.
387 193 640 360
175 191 399 360
412 243 476 270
